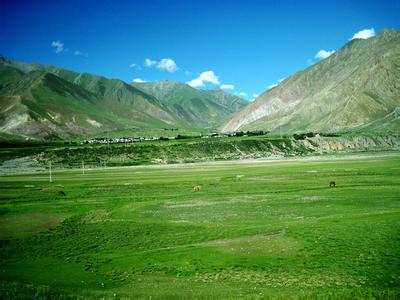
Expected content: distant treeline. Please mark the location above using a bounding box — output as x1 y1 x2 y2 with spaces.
175 130 269 140
293 132 341 140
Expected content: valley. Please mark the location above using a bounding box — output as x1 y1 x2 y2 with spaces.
0 9 399 298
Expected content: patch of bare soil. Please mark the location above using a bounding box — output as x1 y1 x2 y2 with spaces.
0 212 66 238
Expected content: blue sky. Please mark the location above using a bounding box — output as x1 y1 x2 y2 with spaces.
1 0 399 100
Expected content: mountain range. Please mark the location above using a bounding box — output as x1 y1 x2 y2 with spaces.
132 80 247 129
221 29 400 133
0 57 247 139
1 29 399 140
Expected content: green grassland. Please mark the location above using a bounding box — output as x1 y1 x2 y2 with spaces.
0 151 399 298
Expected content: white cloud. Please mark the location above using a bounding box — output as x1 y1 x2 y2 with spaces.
145 58 157 67
220 84 235 90
51 40 65 53
129 63 141 70
132 78 147 83
187 70 220 88
315 49 335 60
268 83 278 89
74 50 88 57
249 94 259 101
239 92 247 97
187 78 204 88
267 77 286 90
351 28 375 40
144 58 178 72
157 58 177 72
199 71 220 84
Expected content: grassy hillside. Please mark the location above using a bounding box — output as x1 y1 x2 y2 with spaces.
0 66 172 139
1 152 399 298
0 134 398 174
0 57 248 140
222 29 400 133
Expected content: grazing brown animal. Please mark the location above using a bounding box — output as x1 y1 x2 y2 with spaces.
329 181 336 188
193 185 202 192
58 191 66 196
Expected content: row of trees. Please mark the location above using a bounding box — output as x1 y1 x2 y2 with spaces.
293 132 341 140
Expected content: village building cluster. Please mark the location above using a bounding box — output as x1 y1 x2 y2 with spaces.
80 130 268 145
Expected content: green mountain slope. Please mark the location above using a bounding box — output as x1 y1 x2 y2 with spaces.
221 29 400 133
0 66 174 139
133 80 248 129
0 57 248 139
0 57 177 127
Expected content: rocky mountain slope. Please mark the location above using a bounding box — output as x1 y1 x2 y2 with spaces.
221 29 400 133
132 80 247 129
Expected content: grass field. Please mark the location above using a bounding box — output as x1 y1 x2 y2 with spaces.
0 152 399 299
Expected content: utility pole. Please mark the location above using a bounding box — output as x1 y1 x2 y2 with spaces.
107 132 111 164
124 139 127 163
82 161 85 175
49 161 52 183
